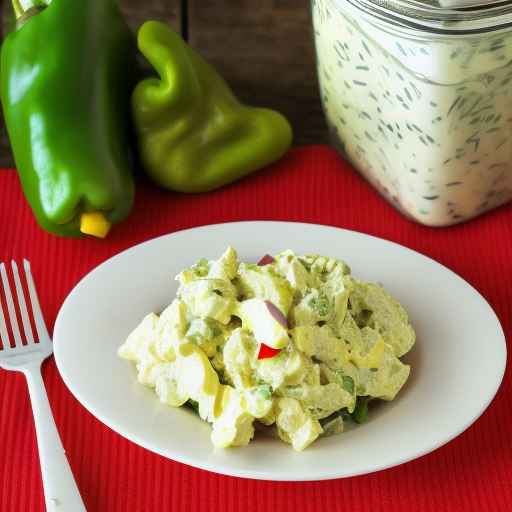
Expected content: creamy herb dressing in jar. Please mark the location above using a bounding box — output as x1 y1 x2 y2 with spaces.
312 0 512 225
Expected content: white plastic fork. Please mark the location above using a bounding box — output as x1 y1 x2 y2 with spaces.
0 260 86 512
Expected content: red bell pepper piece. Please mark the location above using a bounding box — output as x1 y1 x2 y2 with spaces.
257 343 281 360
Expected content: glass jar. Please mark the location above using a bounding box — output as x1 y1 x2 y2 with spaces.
312 0 512 225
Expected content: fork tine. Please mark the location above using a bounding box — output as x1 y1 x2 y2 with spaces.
0 279 10 350
23 260 50 343
0 263 23 347
12 261 35 344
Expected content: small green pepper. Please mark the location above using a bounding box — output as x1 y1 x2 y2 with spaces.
132 21 293 193
0 0 137 237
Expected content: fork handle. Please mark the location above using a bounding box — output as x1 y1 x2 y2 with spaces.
24 363 87 512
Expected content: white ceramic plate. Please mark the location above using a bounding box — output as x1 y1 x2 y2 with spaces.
53 222 506 481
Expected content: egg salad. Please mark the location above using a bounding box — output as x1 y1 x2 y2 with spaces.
118 247 415 451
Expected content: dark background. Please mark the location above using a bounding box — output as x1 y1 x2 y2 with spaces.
0 0 327 168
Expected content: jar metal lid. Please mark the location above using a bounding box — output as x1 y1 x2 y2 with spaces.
337 0 512 33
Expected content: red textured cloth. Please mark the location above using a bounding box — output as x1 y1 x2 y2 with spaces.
0 145 511 512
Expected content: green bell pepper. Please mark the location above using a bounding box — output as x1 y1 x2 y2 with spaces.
132 21 293 193
0 0 137 238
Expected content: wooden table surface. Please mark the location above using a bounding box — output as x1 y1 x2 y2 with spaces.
0 0 328 168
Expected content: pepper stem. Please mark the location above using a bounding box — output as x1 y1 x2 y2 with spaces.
12 0 49 20
80 212 112 239
12 0 23 18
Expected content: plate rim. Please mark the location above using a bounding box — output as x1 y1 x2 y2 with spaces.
53 220 508 481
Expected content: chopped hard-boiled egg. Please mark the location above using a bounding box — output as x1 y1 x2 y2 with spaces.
236 262 293 316
237 298 290 349
211 385 255 447
275 397 323 451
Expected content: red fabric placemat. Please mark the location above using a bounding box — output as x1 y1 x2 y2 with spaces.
0 145 511 512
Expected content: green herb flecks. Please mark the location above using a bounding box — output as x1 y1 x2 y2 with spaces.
257 384 273 400
342 375 355 394
193 258 210 277
308 291 330 317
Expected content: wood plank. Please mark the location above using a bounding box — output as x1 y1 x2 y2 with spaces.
121 0 181 33
188 0 327 147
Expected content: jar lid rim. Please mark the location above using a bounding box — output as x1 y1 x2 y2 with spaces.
332 0 512 33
